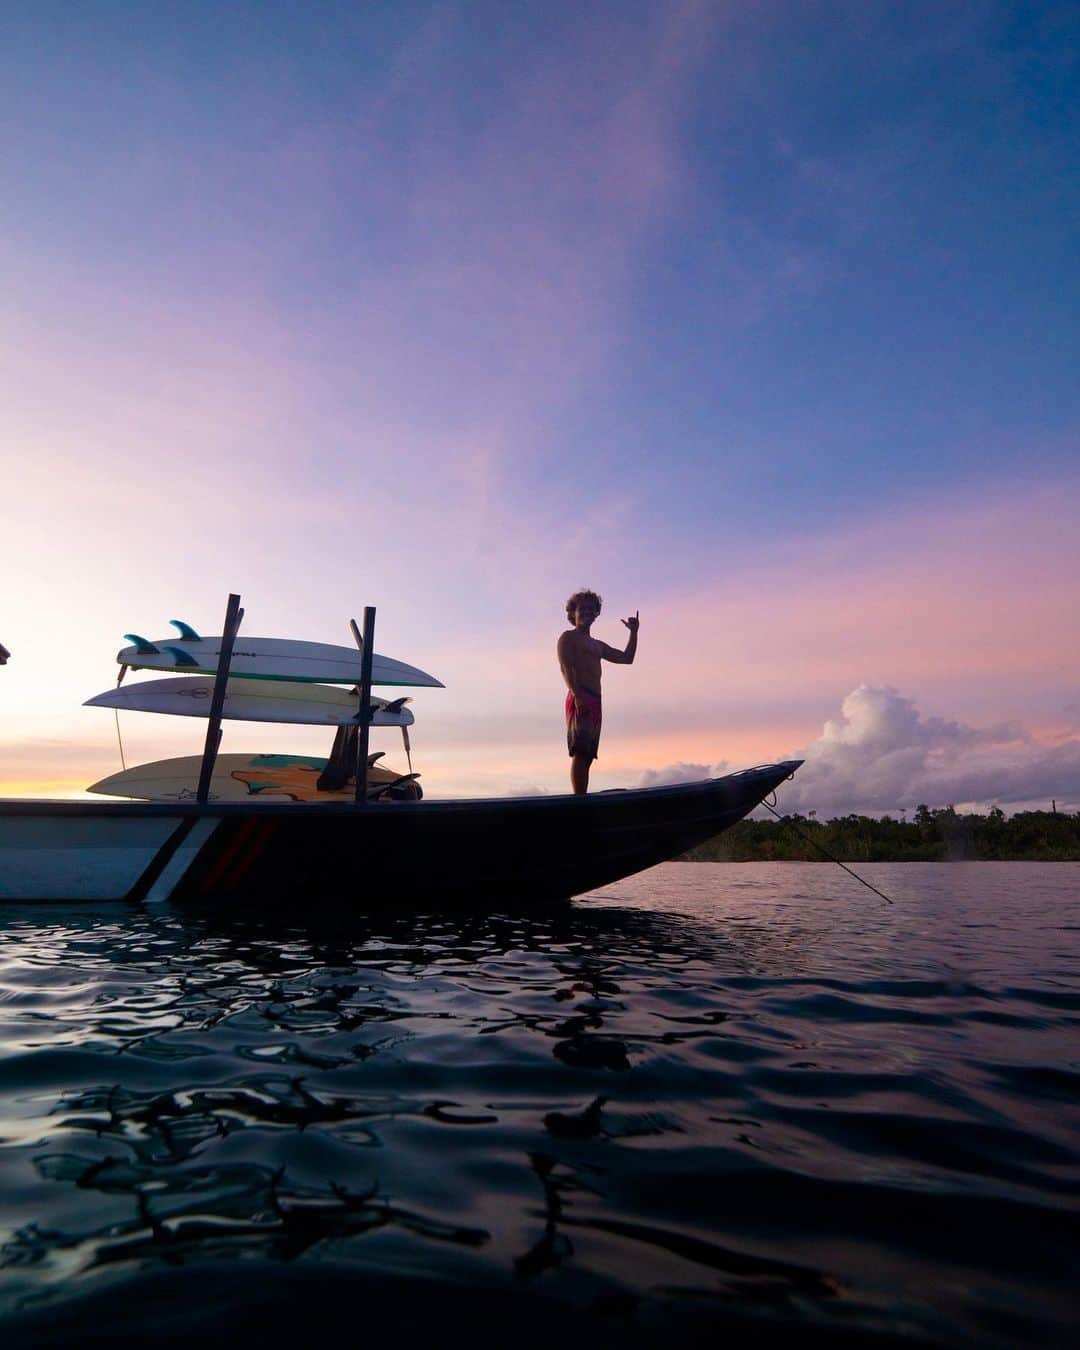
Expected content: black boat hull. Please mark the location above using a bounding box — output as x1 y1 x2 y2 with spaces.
0 762 801 904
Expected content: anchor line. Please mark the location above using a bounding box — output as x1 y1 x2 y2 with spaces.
760 798 895 906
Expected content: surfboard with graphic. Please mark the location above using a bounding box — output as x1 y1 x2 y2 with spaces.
85 677 414 726
87 754 419 803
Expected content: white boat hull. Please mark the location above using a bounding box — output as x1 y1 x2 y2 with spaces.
0 810 187 901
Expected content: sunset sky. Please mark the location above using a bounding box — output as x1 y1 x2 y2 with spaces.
2 1 1077 811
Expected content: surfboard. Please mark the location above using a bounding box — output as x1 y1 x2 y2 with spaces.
86 754 419 803
85 677 415 727
117 634 444 687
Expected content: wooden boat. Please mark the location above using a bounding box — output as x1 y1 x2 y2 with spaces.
0 762 801 904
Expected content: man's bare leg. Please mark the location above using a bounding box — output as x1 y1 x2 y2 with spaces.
571 754 591 795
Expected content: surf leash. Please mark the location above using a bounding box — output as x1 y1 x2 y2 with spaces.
760 797 894 905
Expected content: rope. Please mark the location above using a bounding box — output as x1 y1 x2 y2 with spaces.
114 663 127 770
114 708 126 771
759 799 894 905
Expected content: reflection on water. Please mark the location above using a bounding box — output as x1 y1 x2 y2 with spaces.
0 863 1078 1346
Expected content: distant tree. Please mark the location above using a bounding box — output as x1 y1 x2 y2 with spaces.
682 804 1080 862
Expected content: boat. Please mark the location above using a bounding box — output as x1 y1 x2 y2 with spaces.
0 595 802 904
0 763 801 904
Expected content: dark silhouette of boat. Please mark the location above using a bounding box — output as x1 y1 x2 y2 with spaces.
0 762 800 904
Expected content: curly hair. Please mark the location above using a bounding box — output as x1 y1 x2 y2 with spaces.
566 589 602 620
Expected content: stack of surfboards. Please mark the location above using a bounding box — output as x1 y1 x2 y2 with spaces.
84 622 443 803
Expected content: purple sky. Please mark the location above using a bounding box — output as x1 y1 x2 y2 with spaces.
2 2 1077 809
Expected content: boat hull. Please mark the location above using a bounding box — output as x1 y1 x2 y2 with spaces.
0 762 800 905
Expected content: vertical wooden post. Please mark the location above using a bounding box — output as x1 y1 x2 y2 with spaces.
354 606 376 803
196 593 243 804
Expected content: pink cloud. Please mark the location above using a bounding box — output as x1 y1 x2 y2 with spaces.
639 684 1080 815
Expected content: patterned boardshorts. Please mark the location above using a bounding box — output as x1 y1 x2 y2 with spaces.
566 690 602 761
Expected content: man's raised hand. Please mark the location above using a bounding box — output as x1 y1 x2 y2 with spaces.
622 611 640 633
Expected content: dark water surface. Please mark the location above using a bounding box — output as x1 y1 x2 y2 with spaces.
1 862 1077 1347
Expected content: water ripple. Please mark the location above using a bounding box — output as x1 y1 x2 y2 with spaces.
0 862 1077 1347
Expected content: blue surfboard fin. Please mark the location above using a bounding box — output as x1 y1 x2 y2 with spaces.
169 619 202 642
123 634 160 655
162 644 201 667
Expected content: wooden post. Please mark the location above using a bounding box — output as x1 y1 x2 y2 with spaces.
354 606 376 803
196 593 243 804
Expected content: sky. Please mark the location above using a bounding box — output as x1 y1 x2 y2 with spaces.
1 0 1077 812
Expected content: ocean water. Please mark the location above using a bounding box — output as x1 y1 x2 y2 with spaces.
0 861 1077 1348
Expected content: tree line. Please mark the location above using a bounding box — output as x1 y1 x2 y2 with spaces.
685 804 1080 862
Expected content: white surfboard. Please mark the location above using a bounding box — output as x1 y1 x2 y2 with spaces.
85 677 415 727
87 754 418 803
117 634 444 687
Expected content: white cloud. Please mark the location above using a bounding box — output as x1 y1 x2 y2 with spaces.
638 685 1080 815
638 760 732 788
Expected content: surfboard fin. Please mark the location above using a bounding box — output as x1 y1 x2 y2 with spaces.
369 772 421 801
169 619 202 641
123 634 160 655
162 645 201 667
383 696 412 714
318 724 356 790
368 751 385 766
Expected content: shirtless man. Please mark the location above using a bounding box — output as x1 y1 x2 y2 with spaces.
557 589 639 794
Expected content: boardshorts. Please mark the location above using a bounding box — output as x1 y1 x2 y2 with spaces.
566 690 602 761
